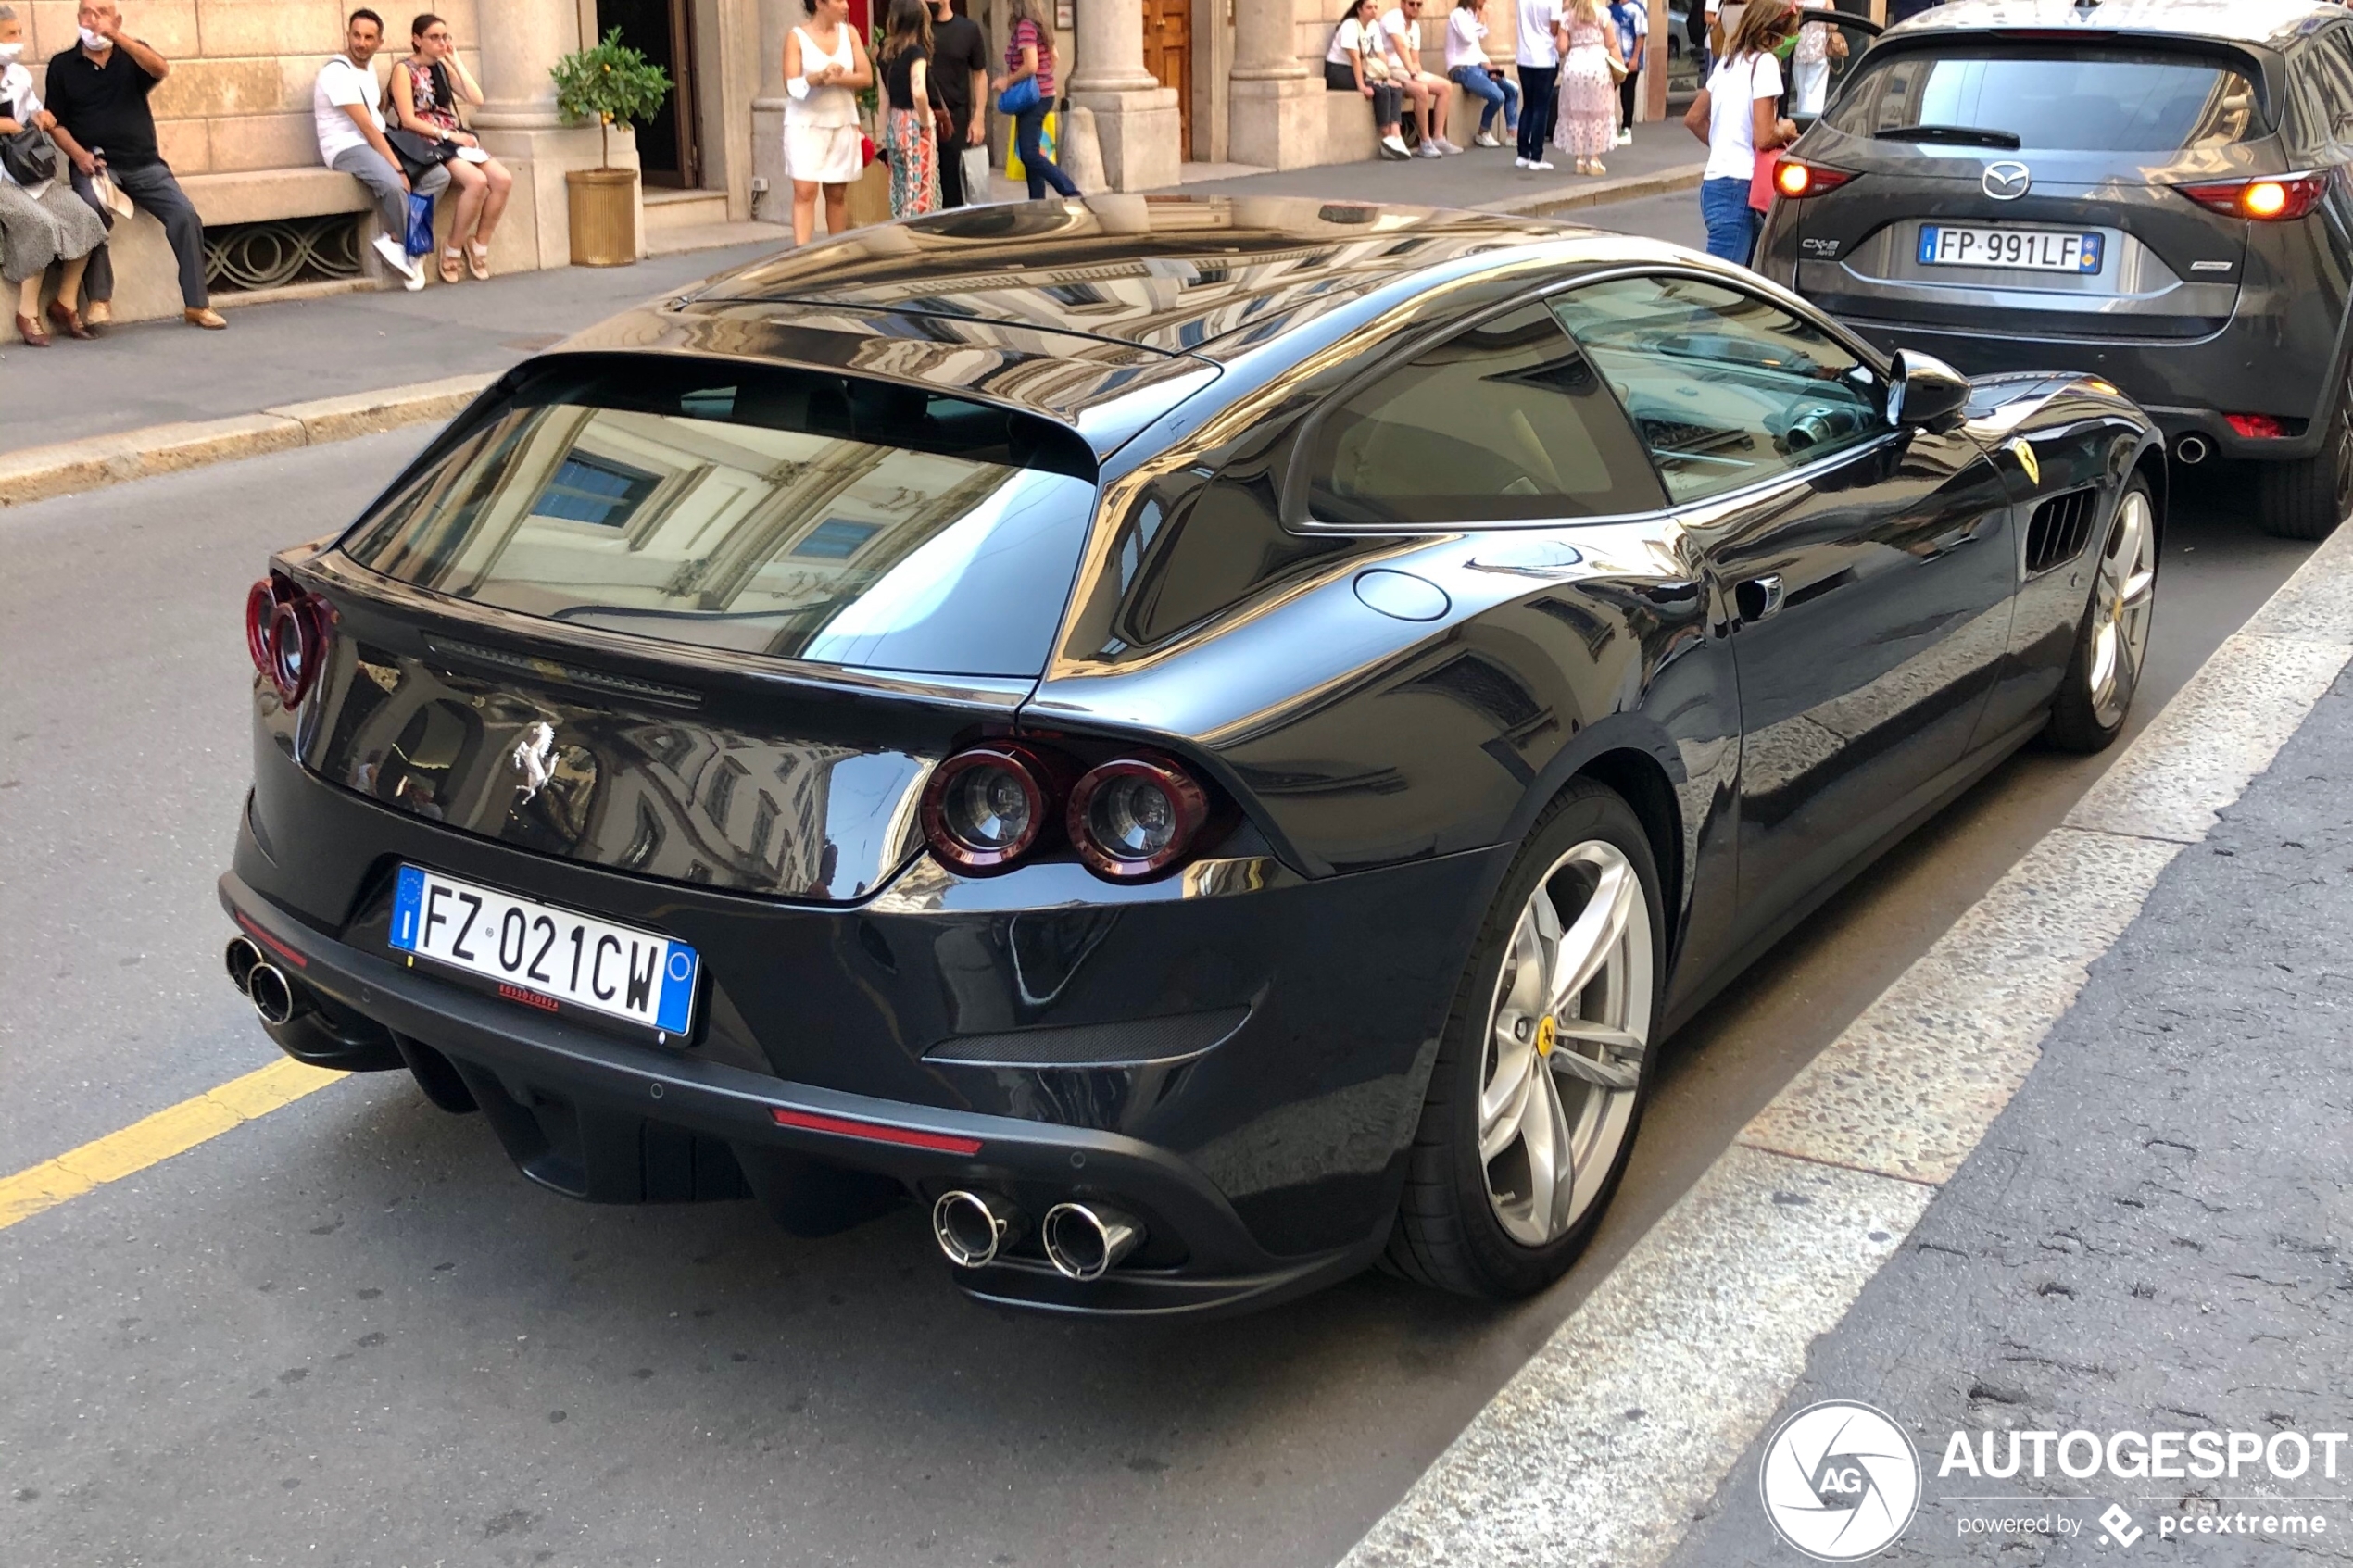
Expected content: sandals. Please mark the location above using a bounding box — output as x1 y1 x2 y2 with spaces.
466 241 492 282
439 248 465 284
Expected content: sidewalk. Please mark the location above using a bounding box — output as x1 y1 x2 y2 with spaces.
1169 118 1701 211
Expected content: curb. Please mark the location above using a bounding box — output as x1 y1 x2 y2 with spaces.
1341 520 2353 1568
0 372 494 508
1477 160 1706 218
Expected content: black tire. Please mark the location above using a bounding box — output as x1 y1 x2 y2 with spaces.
1383 780 1666 1299
2045 477 2158 755
2254 370 2353 541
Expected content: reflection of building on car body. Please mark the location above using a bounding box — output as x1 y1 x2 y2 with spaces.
220 198 2161 1318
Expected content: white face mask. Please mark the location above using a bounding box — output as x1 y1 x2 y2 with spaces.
0 43 23 65
80 25 110 50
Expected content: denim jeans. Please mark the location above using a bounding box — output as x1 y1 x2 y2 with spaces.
1449 65 1520 135
1700 175 1760 266
1516 65 1558 161
1014 102 1078 200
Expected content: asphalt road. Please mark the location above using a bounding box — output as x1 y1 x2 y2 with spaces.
0 412 2319 1565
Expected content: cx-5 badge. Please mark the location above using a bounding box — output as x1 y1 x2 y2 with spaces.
1983 161 2032 201
511 721 557 804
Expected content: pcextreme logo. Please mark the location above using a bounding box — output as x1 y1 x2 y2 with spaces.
1759 1401 1924 1561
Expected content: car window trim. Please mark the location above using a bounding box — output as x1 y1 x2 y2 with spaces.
1280 288 1671 533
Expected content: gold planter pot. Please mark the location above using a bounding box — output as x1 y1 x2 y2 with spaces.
565 168 638 268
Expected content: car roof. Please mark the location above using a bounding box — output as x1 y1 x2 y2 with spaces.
558 197 1695 459
1886 0 2345 51
677 196 1618 359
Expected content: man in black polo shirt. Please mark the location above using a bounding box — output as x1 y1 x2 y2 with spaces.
44 1 224 329
927 0 989 207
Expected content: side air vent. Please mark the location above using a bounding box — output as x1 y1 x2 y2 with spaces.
2025 489 2099 576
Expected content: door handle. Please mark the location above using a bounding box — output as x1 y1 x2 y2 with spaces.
1735 574 1786 626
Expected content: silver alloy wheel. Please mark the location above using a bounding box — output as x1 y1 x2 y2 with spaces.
1478 840 1654 1248
2086 488 2158 729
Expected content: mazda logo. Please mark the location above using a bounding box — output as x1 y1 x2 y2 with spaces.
1983 161 2032 200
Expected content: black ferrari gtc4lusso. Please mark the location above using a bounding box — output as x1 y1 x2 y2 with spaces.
220 196 2161 1317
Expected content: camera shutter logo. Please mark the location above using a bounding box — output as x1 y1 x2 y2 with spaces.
1759 1401 1921 1560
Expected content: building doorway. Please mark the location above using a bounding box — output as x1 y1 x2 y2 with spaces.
1141 0 1191 159
597 0 701 187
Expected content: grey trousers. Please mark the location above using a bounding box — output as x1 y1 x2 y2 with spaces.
71 158 208 308
330 145 451 253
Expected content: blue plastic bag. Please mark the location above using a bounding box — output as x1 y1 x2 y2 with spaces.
404 192 435 259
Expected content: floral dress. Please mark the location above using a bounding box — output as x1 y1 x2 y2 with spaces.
397 59 463 135
883 46 938 219
1554 15 1619 158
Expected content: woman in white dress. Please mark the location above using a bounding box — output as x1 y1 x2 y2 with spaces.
783 0 874 245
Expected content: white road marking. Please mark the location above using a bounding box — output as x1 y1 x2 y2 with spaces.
1341 521 2353 1568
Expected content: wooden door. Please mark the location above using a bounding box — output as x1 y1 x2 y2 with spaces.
597 0 699 187
1142 0 1193 160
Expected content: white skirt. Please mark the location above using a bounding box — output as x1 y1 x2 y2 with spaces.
786 121 862 185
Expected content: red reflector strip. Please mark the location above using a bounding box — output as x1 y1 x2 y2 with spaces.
233 910 309 969
770 1108 983 1156
497 983 561 1013
2226 413 2287 439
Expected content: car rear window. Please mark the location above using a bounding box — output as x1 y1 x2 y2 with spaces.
1825 46 2260 152
339 357 1101 679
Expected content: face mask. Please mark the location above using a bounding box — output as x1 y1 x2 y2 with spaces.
80 26 110 50
0 43 23 65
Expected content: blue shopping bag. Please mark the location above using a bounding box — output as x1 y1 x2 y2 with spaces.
404 192 435 259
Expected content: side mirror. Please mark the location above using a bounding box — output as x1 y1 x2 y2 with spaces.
1885 349 1971 433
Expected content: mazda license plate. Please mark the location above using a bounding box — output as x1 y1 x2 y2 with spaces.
389 865 698 1035
1918 225 2104 274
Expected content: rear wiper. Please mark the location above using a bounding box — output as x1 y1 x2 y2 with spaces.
1871 123 2023 149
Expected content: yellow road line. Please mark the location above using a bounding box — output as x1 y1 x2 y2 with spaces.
0 1059 342 1232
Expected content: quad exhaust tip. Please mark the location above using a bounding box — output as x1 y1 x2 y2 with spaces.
932 1189 1024 1269
224 936 263 996
245 962 303 1027
1040 1201 1143 1282
2176 433 2210 465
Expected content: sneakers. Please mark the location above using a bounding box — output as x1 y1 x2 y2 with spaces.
1617 128 1634 146
1431 136 1465 156
1514 156 1530 169
1474 130 1502 148
372 232 421 284
1380 134 1412 160
1415 142 1444 157
1527 157 1555 171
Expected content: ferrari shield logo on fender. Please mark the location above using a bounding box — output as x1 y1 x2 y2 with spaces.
2008 437 2041 486
511 721 558 805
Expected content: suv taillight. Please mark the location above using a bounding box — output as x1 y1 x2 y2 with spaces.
1772 157 1856 200
919 742 1217 882
2176 172 2328 221
245 575 332 707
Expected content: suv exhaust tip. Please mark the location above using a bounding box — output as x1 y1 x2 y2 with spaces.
933 1190 1023 1268
2175 433 2210 465
1040 1202 1143 1281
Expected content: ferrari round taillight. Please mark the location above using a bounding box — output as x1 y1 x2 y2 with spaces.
1068 759 1209 881
245 575 329 707
922 747 1051 872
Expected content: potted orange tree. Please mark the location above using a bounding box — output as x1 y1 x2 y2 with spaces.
551 29 673 266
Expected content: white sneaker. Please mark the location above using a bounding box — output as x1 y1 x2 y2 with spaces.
372 233 420 282
403 261 428 292
1528 157 1555 171
1381 134 1412 159
1475 131 1502 148
1415 142 1443 157
1617 128 1634 145
1514 156 1531 169
1433 137 1465 156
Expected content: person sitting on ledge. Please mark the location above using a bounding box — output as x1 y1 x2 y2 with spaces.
42 1 224 329
387 13 510 283
315 7 450 291
0 3 106 345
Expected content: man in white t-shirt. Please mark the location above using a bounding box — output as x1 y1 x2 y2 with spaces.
315 7 447 287
1377 1 1460 157
1513 0 1562 169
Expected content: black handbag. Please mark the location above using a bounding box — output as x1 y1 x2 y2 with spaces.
1 125 59 187
384 126 458 181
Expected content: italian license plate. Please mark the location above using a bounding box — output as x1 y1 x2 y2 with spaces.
1918 224 2104 274
389 865 698 1035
